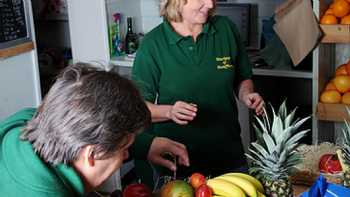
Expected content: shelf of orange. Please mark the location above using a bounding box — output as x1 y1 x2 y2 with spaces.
317 103 350 122
319 0 350 43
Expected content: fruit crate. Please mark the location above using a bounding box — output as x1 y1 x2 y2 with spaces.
320 25 350 43
318 0 350 43
317 103 350 122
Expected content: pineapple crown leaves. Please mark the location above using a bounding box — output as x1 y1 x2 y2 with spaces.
341 107 350 162
246 101 310 180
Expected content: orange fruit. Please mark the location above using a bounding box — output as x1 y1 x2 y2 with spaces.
341 15 350 24
336 64 348 76
325 8 335 15
334 75 350 93
320 90 342 103
345 63 350 75
342 92 350 104
325 81 338 91
320 14 338 24
330 3 336 9
333 0 350 18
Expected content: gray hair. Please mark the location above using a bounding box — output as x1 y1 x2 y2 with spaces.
21 62 150 165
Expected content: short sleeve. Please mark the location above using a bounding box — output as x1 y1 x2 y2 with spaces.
132 38 161 103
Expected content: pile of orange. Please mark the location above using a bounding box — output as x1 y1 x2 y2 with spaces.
320 59 350 104
320 0 350 25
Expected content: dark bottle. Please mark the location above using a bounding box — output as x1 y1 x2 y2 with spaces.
125 17 138 54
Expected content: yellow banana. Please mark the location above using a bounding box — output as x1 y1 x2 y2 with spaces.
258 191 266 197
207 178 246 197
223 172 265 193
216 175 258 197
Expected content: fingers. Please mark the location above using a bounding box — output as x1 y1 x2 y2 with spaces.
169 101 197 124
167 140 189 166
255 100 265 116
172 117 189 125
153 156 177 171
147 137 190 172
243 93 265 115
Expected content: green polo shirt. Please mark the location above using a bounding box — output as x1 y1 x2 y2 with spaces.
0 109 85 196
132 16 252 181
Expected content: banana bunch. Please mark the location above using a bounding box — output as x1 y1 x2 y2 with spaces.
206 173 265 197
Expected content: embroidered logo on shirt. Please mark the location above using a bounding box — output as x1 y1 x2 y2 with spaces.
216 57 233 69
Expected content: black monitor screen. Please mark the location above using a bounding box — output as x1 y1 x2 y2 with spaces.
215 3 255 48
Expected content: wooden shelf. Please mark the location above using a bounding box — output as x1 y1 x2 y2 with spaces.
320 25 350 43
317 102 350 122
0 41 34 58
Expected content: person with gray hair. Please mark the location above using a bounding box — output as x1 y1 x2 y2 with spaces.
132 0 265 187
0 63 154 196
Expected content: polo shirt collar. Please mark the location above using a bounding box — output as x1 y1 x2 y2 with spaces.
163 17 217 45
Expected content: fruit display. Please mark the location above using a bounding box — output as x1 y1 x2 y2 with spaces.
245 101 310 197
320 59 350 104
155 171 266 197
320 0 350 24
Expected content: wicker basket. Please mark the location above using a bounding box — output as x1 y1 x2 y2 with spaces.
291 143 343 186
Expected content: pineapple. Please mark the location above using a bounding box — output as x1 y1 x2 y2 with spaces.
246 101 310 197
339 108 350 188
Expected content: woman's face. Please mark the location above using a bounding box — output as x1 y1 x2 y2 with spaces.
181 0 215 25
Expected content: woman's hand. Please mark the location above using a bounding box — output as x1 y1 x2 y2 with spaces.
238 80 264 116
147 137 190 171
242 92 264 116
166 101 197 125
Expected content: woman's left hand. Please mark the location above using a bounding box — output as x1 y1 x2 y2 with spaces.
242 93 264 116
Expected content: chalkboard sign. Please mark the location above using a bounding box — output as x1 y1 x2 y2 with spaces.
0 0 32 50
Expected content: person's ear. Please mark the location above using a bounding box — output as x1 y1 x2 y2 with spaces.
82 145 95 167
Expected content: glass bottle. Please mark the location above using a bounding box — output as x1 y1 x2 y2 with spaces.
125 17 138 54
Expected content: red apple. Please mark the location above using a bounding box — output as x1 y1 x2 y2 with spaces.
123 183 152 197
189 172 206 189
195 184 212 197
319 154 342 174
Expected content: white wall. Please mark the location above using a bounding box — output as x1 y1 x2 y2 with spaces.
140 0 162 33
0 52 42 120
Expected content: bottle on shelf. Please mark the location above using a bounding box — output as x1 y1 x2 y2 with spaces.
109 13 123 57
113 13 123 57
125 17 138 55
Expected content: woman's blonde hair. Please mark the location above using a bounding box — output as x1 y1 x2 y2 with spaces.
160 0 216 22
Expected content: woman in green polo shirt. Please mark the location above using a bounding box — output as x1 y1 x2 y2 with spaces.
132 0 264 187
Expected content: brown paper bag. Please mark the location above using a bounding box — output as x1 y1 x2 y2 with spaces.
273 0 322 66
